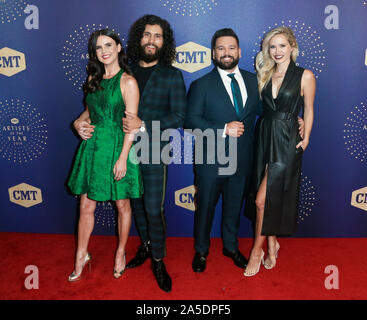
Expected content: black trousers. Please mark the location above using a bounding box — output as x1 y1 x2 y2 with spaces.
194 174 247 254
131 163 167 259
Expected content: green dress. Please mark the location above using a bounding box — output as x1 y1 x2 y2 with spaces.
68 69 143 201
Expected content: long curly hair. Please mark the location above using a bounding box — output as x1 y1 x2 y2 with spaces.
126 15 176 66
84 29 131 94
255 26 299 95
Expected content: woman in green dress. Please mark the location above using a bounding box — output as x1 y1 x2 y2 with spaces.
67 29 143 281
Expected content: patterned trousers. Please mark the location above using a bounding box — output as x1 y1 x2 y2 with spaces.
131 163 167 259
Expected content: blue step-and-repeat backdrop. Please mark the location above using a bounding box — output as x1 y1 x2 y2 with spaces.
1 0 366 237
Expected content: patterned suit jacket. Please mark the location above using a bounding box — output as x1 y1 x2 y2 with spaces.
130 62 187 162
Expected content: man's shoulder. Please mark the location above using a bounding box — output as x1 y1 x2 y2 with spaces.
239 67 257 80
190 68 217 87
129 62 182 76
157 64 183 77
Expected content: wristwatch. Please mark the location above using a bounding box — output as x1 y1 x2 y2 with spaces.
139 120 146 132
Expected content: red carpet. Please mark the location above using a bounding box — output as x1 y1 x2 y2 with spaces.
0 233 366 300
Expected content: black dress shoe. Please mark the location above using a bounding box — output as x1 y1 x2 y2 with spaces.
192 252 208 273
222 248 248 268
126 241 151 269
152 259 172 292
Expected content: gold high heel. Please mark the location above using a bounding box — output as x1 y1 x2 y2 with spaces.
113 253 126 279
243 250 264 277
68 253 92 282
264 242 280 270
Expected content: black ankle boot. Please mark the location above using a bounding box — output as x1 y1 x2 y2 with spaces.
152 259 172 293
126 241 151 269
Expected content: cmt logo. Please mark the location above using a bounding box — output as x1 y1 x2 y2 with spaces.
351 186 367 212
0 47 26 77
8 183 42 208
175 185 196 211
172 42 211 73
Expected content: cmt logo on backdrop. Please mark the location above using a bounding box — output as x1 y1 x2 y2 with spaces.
351 187 367 212
0 47 26 77
172 42 211 73
175 185 196 211
8 183 42 208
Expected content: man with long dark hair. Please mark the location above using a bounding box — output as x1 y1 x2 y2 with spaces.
121 15 186 292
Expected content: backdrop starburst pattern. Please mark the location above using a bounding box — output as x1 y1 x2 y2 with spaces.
0 98 48 164
298 173 316 224
251 20 326 79
343 102 367 164
0 0 26 24
159 0 218 16
72 198 117 229
169 128 195 164
61 24 123 91
95 201 117 228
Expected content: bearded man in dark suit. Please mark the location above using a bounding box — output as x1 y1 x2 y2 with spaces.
185 28 261 273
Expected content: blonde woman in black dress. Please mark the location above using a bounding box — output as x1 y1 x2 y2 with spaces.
244 26 315 276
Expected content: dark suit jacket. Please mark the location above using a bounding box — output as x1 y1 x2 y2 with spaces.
185 67 261 177
130 62 187 160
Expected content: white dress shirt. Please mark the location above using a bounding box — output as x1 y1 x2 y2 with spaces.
217 66 248 137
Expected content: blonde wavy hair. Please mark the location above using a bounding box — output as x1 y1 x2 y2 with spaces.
255 26 299 95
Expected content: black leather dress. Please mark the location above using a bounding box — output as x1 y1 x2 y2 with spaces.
245 60 305 236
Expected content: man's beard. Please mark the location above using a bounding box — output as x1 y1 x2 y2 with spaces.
139 44 162 63
213 55 239 70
